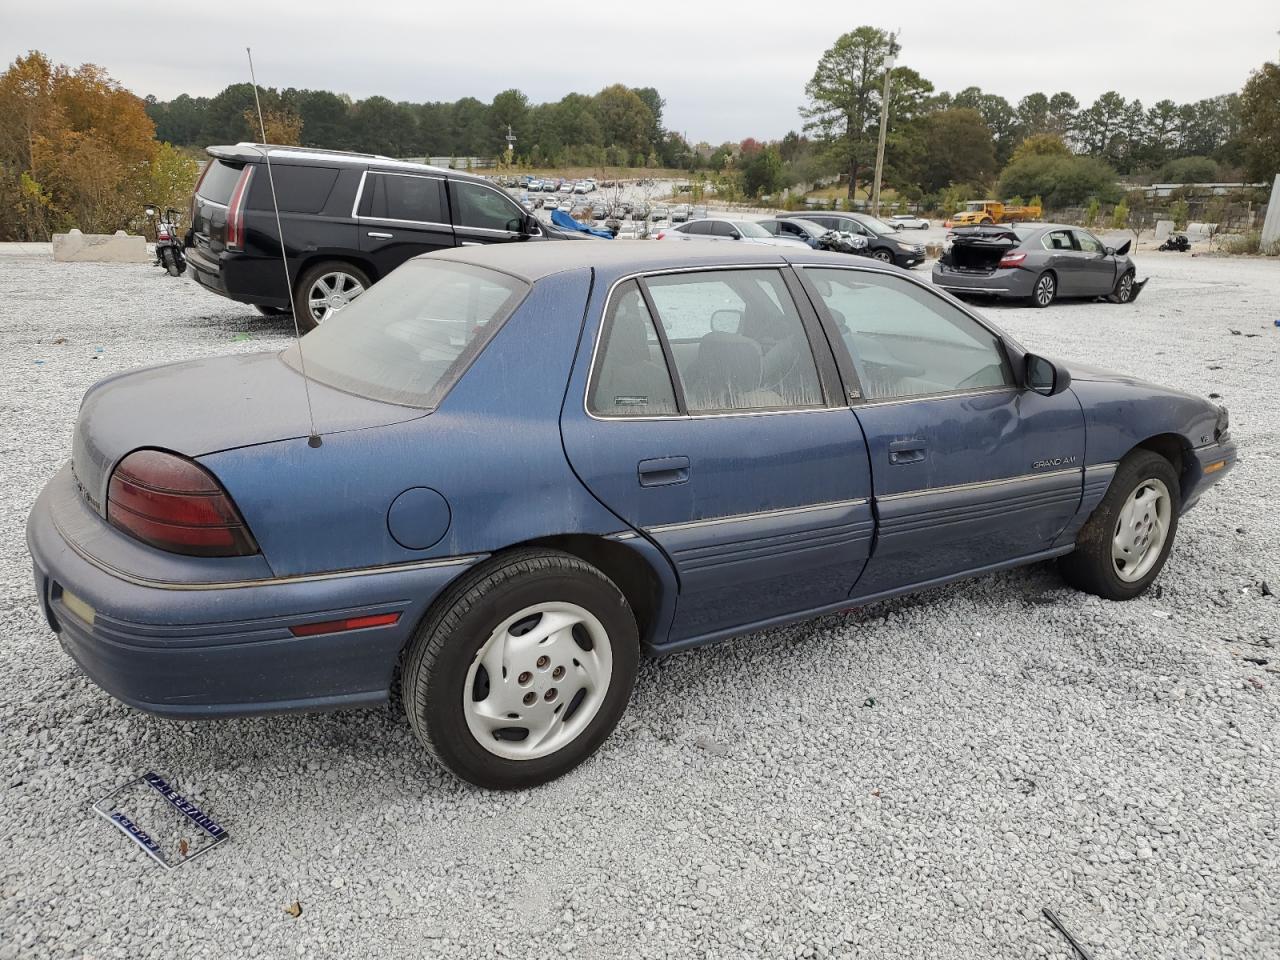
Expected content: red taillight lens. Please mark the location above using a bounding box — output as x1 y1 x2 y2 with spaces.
289 613 402 638
107 449 259 557
655 231 665 240
225 165 254 250
998 251 1027 268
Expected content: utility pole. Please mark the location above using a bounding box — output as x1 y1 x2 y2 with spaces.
504 124 517 166
871 31 899 218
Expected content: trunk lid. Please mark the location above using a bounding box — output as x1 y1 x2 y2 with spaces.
942 226 1021 274
190 158 249 256
72 352 423 514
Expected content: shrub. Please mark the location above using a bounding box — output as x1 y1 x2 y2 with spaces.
1110 201 1129 229
1084 198 1100 226
997 154 1121 209
1169 199 1190 229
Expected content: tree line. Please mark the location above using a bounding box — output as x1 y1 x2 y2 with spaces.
147 83 687 169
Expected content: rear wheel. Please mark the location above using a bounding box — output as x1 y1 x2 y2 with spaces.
295 261 370 332
1059 450 1180 600
1030 271 1056 308
402 549 640 789
160 248 182 277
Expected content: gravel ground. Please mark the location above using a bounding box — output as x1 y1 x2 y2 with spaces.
1 249 1277 960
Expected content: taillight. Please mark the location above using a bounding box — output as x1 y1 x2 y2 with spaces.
225 165 254 250
107 449 258 557
998 251 1027 268
655 231 665 240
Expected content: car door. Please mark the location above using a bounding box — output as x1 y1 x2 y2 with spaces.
560 267 874 646
1039 229 1078 292
355 170 454 276
1071 229 1119 296
448 178 538 246
797 266 1085 600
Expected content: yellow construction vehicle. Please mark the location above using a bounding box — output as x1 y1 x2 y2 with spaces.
948 200 1042 226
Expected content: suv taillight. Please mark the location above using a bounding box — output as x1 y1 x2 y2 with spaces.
225 165 254 250
107 449 258 557
998 251 1027 268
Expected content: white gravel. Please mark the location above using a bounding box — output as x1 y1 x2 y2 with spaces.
1 248 1277 960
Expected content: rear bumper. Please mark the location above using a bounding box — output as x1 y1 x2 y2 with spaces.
27 469 481 718
185 246 291 310
932 265 1032 298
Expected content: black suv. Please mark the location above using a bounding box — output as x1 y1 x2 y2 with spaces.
186 144 586 329
779 212 926 269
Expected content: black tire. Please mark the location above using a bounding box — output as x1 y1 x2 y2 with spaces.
1108 268 1136 304
402 549 640 789
871 248 894 264
980 217 994 225
1029 271 1057 308
1058 450 1181 601
160 248 182 277
254 304 292 318
294 260 371 332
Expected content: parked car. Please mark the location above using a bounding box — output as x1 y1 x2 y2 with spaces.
657 218 810 247
781 212 925 268
888 214 930 230
184 144 587 331
671 204 692 223
28 243 1234 788
756 217 865 253
573 181 592 195
649 204 670 222
528 178 544 192
933 223 1144 307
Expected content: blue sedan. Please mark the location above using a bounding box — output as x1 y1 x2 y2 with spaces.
27 243 1235 788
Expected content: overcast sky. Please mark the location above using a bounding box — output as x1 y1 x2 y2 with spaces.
5 1 1278 143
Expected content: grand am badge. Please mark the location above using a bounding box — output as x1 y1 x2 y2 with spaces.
1032 456 1078 470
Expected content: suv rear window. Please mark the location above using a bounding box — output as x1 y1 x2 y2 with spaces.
247 165 339 214
196 160 245 205
282 260 528 408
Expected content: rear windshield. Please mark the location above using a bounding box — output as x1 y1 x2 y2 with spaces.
196 160 245 205
282 260 529 408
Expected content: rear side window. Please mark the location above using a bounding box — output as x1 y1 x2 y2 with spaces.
283 260 528 408
196 160 245 205
804 268 1012 401
588 281 678 417
361 173 445 223
643 270 824 414
247 165 339 214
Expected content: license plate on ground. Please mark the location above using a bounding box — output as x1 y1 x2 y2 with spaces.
91 772 229 869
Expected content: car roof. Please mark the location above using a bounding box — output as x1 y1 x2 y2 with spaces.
423 239 907 284
206 143 491 185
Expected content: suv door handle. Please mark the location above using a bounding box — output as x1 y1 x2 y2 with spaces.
888 439 926 464
367 231 394 239
638 456 690 487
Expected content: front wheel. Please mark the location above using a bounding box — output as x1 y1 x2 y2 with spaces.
1059 450 1181 600
871 248 894 264
402 549 639 789
1109 269 1136 304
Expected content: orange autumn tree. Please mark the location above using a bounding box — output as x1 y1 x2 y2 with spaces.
0 51 191 240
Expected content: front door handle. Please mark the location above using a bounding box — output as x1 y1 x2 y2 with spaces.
888 439 926 465
638 456 690 487
367 231 393 239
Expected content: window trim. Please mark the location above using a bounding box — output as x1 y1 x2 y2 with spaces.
350 169 451 228
583 264 839 423
793 263 1018 406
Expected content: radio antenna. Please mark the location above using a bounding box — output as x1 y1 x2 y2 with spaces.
246 46 322 448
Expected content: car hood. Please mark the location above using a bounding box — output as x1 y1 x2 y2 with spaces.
71 351 422 512
1061 361 1152 385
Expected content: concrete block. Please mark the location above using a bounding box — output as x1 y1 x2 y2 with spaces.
1185 222 1217 240
1261 174 1280 250
1154 220 1174 243
52 229 148 263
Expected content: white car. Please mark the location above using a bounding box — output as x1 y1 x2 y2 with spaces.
573 181 592 194
656 219 811 248
888 214 930 230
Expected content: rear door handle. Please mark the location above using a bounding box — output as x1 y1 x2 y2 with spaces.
888 439 926 464
638 456 690 487
367 231 393 239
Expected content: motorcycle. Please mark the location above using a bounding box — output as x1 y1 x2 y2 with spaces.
145 204 187 277
1158 232 1190 252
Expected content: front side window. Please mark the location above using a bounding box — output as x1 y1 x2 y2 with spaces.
363 173 444 223
643 270 824 413
587 281 678 417
452 181 525 232
1074 230 1103 254
804 268 1012 401
282 259 528 407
